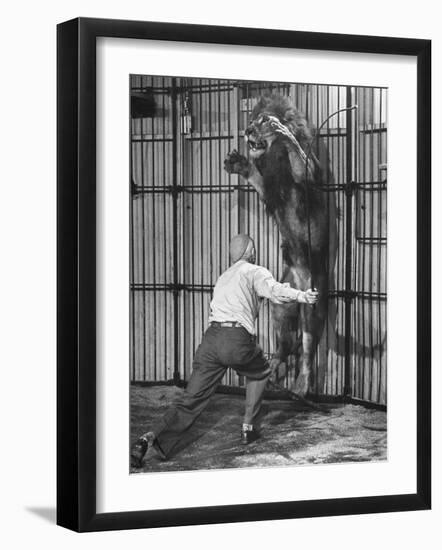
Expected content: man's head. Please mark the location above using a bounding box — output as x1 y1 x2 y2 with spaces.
229 234 256 264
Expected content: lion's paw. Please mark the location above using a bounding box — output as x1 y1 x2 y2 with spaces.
224 150 249 177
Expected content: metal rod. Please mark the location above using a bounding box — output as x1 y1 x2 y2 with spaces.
140 81 147 381
151 76 158 381
162 76 167 381
217 80 222 280
339 86 346 394
131 83 235 95
208 80 213 288
246 82 250 235
132 136 174 143
190 79 196 381
336 87 342 396
343 87 354 397
130 283 386 300
171 78 180 384
359 127 387 134
359 91 366 399
368 88 375 401
180 78 186 383
186 134 233 142
315 84 320 393
353 87 360 398
236 85 241 234
199 78 204 342
132 181 385 197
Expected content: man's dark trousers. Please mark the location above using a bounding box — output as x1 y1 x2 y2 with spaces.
152 324 271 459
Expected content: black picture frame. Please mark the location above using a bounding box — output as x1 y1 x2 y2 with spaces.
57 17 431 532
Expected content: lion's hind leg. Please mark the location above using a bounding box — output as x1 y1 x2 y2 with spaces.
270 302 300 384
295 290 328 396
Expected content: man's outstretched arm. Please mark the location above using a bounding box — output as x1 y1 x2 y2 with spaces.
253 267 319 305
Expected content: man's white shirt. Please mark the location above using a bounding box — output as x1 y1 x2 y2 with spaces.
208 260 302 335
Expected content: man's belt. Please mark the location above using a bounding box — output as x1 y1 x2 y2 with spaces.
210 321 243 328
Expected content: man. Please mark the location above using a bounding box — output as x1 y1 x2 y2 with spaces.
130 234 318 467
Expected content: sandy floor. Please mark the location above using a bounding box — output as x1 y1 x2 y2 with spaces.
130 385 387 473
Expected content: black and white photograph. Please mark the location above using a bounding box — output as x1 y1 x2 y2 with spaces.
0 0 436 543
129 76 388 473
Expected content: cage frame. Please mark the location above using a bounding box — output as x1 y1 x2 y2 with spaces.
129 77 389 407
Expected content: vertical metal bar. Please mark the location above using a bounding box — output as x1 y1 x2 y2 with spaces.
314 84 320 394
148 78 157 381
337 86 343 395
171 78 180 384
162 77 168 378
344 86 354 397
352 88 359 398
129 77 136 381
208 80 213 288
336 86 342 396
320 85 326 395
360 87 368 398
140 83 147 381
227 82 232 245
368 88 375 401
190 79 196 380
218 79 222 276
175 78 181 379
227 82 234 387
246 82 250 235
353 89 360 399
354 89 360 399
179 78 186 382
236 84 242 233
254 84 260 345
199 79 204 336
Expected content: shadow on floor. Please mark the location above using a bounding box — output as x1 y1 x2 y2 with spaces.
130 385 387 473
26 507 56 524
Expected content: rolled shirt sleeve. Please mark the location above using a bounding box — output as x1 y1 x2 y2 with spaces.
252 267 302 303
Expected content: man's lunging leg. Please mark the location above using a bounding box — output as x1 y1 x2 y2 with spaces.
244 376 269 426
152 359 226 458
236 345 272 445
131 330 225 466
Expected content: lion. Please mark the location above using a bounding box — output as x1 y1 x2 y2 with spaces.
224 94 337 396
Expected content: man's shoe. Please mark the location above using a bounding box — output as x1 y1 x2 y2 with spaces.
241 428 260 445
130 435 151 468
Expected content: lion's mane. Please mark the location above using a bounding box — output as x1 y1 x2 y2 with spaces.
250 95 323 221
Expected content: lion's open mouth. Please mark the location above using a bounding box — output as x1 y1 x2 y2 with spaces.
247 138 267 152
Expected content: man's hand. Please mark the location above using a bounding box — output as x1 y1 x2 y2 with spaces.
298 289 319 305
